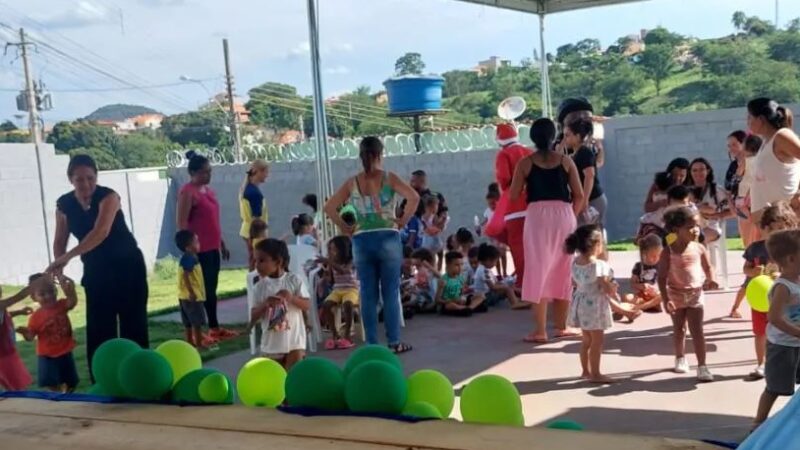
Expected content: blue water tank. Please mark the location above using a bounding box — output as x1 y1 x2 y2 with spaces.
383 75 444 114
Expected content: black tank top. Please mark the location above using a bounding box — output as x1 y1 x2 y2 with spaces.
526 156 572 203
57 185 140 269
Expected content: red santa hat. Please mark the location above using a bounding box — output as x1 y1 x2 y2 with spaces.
495 123 518 146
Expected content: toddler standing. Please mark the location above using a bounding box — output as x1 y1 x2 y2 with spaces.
658 207 718 382
565 225 640 383
175 230 210 349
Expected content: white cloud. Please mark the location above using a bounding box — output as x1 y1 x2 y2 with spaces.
324 65 350 75
331 43 354 53
137 0 186 6
285 41 354 59
287 41 311 58
37 1 113 29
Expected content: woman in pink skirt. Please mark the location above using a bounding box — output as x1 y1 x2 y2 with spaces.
510 118 585 343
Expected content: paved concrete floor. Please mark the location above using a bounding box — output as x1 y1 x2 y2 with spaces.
198 250 778 444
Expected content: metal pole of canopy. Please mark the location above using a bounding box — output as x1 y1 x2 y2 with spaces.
306 0 334 243
538 13 551 118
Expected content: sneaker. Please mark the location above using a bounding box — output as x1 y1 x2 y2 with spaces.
674 356 690 374
748 365 765 380
697 365 714 382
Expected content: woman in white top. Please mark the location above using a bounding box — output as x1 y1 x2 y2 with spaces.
688 157 731 243
748 98 800 227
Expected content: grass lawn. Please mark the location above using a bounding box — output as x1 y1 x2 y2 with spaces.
607 237 745 252
3 261 250 392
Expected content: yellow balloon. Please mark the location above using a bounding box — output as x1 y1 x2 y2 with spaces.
155 340 202 386
237 358 286 407
747 275 773 313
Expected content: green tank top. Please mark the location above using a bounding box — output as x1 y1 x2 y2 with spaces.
441 273 466 301
349 171 397 232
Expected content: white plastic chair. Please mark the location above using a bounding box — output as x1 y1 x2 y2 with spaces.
288 244 320 352
245 270 260 355
708 223 729 290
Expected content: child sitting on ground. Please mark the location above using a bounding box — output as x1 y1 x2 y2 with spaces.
403 248 440 313
320 236 358 350
292 213 318 249
16 274 79 393
731 202 796 380
752 229 800 430
248 219 269 271
0 286 33 391
175 230 210 349
435 251 485 317
472 243 528 309
566 225 641 383
421 195 448 270
623 233 664 314
249 239 310 370
658 206 718 382
455 228 477 283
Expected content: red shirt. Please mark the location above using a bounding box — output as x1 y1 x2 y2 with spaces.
181 183 222 253
28 300 75 358
495 142 534 219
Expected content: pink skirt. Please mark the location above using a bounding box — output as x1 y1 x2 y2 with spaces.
521 201 576 303
0 349 32 391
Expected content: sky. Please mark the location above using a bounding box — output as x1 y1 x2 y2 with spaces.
0 0 798 125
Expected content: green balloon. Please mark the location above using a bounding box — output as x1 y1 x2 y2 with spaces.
172 368 213 404
547 420 584 431
406 370 454 418
402 401 442 419
87 383 108 396
460 375 524 426
119 350 174 401
91 338 141 397
199 373 230 404
286 357 346 411
344 345 402 378
237 357 286 407
155 340 202 386
747 274 773 313
345 360 407 415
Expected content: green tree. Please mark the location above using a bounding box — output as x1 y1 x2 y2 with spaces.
0 132 28 143
161 110 229 148
442 70 484 97
245 82 305 130
644 27 684 46
0 120 17 132
394 52 425 76
556 38 601 61
113 132 177 168
768 31 800 65
788 18 800 33
598 64 647 115
69 147 123 170
693 40 758 76
744 16 775 36
640 44 675 95
47 120 116 153
732 11 747 32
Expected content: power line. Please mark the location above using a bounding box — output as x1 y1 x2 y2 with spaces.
0 79 217 93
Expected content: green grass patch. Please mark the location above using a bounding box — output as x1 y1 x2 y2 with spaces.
608 237 745 252
3 267 249 392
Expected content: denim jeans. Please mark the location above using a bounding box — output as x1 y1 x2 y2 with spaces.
352 229 403 345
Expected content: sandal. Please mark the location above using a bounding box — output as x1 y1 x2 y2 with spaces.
324 339 336 350
336 338 355 349
554 328 581 339
389 342 413 354
524 333 548 344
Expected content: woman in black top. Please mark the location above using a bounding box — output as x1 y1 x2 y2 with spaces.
48 155 149 378
564 117 607 230
510 118 584 344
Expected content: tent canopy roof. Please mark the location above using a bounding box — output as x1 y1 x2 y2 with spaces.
453 0 646 15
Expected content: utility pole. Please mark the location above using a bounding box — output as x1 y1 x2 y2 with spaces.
223 38 242 161
298 114 305 140
7 28 52 263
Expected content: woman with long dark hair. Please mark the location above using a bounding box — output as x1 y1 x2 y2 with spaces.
688 157 731 243
176 151 233 344
643 158 690 213
510 118 584 344
48 154 149 377
324 137 419 354
748 98 800 225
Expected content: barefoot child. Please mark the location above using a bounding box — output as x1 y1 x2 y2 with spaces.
624 233 664 313
249 238 310 370
565 225 640 383
403 248 439 313
320 236 358 350
472 243 527 309
435 251 485 317
658 207 719 382
752 229 800 430
175 230 209 349
421 195 448 271
0 286 33 391
17 274 79 393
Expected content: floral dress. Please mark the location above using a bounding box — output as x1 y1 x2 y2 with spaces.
567 260 614 331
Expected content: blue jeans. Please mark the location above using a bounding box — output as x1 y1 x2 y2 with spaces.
353 230 403 345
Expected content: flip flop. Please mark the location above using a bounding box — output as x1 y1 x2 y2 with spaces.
523 333 548 344
554 329 581 339
389 342 413 354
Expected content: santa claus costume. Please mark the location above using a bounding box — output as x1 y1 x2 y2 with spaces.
485 123 533 290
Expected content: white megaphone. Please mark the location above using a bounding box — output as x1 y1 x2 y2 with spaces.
497 96 526 122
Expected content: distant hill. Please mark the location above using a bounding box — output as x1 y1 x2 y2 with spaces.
85 104 160 122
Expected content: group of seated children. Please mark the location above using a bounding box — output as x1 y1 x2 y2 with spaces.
0 273 79 393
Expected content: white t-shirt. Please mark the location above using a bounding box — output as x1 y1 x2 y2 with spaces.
296 234 317 247
253 272 309 355
767 278 800 348
471 264 493 295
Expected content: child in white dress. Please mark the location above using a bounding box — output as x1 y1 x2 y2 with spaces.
566 224 640 383
249 238 311 370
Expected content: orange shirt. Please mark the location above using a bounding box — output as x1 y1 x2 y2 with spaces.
27 300 75 357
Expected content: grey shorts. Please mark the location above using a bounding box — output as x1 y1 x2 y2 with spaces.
179 300 208 328
765 342 800 396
